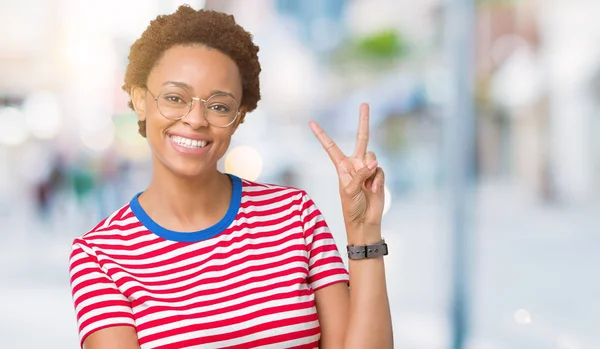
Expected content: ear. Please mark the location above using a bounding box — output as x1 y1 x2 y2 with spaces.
230 107 248 135
131 86 147 122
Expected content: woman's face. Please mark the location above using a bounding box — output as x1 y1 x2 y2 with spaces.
132 45 245 178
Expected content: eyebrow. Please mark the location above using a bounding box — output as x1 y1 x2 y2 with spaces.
161 80 193 90
161 81 237 99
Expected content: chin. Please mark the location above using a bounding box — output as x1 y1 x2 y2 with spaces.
167 162 215 179
151 136 226 178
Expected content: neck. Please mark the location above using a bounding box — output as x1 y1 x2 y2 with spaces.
140 160 232 231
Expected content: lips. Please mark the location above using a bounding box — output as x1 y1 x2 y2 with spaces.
169 135 209 148
167 133 213 155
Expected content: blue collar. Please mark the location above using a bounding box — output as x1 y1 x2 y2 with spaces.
129 174 242 242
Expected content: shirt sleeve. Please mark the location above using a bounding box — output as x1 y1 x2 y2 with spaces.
300 191 350 291
69 240 136 347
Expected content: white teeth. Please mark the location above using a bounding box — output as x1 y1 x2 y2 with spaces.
170 136 208 149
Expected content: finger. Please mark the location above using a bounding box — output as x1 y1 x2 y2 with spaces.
336 161 356 188
309 121 346 165
344 160 378 196
339 160 357 178
364 151 377 189
371 167 385 194
365 151 377 164
353 103 370 158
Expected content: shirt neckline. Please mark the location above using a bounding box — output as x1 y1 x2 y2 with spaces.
129 173 242 242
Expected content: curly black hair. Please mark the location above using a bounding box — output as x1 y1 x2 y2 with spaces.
123 5 261 137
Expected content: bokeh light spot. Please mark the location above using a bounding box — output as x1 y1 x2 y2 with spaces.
225 145 263 181
514 309 532 325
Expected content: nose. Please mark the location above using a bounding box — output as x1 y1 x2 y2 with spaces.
181 99 209 129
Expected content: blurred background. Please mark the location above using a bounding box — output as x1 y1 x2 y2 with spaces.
0 0 599 348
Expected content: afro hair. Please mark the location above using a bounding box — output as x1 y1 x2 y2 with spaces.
122 5 261 136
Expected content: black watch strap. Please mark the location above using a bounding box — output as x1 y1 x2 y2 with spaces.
347 239 388 260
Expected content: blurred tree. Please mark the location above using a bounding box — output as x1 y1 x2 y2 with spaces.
355 30 407 61
332 29 408 66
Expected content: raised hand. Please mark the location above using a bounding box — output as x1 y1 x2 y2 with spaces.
309 103 385 230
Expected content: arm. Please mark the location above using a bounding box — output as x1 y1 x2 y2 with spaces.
83 327 140 349
314 283 349 348
69 241 140 349
314 227 393 349
310 103 394 349
343 225 393 349
300 192 351 347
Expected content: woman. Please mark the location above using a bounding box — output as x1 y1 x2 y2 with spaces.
69 5 393 349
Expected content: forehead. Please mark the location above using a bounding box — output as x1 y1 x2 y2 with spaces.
147 45 242 98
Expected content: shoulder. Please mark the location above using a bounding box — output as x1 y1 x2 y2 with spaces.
239 177 308 201
71 202 140 251
236 178 322 218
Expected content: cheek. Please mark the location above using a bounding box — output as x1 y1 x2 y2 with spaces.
212 130 234 157
145 112 173 148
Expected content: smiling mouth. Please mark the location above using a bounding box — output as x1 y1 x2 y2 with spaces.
169 135 210 149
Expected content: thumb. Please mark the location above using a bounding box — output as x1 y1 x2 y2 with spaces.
343 160 378 196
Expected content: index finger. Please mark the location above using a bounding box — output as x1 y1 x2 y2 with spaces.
353 103 370 158
309 121 346 165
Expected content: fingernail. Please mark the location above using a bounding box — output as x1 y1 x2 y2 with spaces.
372 184 379 193
367 160 378 170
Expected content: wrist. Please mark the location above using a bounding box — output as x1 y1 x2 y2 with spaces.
345 223 382 245
347 239 388 260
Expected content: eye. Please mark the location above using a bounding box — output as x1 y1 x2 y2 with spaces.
163 95 187 104
208 104 231 113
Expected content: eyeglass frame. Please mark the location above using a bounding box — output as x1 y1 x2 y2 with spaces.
145 87 241 128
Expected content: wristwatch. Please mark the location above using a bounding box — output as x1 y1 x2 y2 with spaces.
347 239 388 260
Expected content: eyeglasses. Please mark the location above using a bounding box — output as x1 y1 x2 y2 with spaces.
147 86 240 128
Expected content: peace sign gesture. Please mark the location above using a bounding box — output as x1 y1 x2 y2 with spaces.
310 103 385 231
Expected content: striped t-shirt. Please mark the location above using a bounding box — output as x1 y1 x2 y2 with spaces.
68 174 349 349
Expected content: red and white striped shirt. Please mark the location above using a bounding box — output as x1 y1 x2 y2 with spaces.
69 174 349 349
